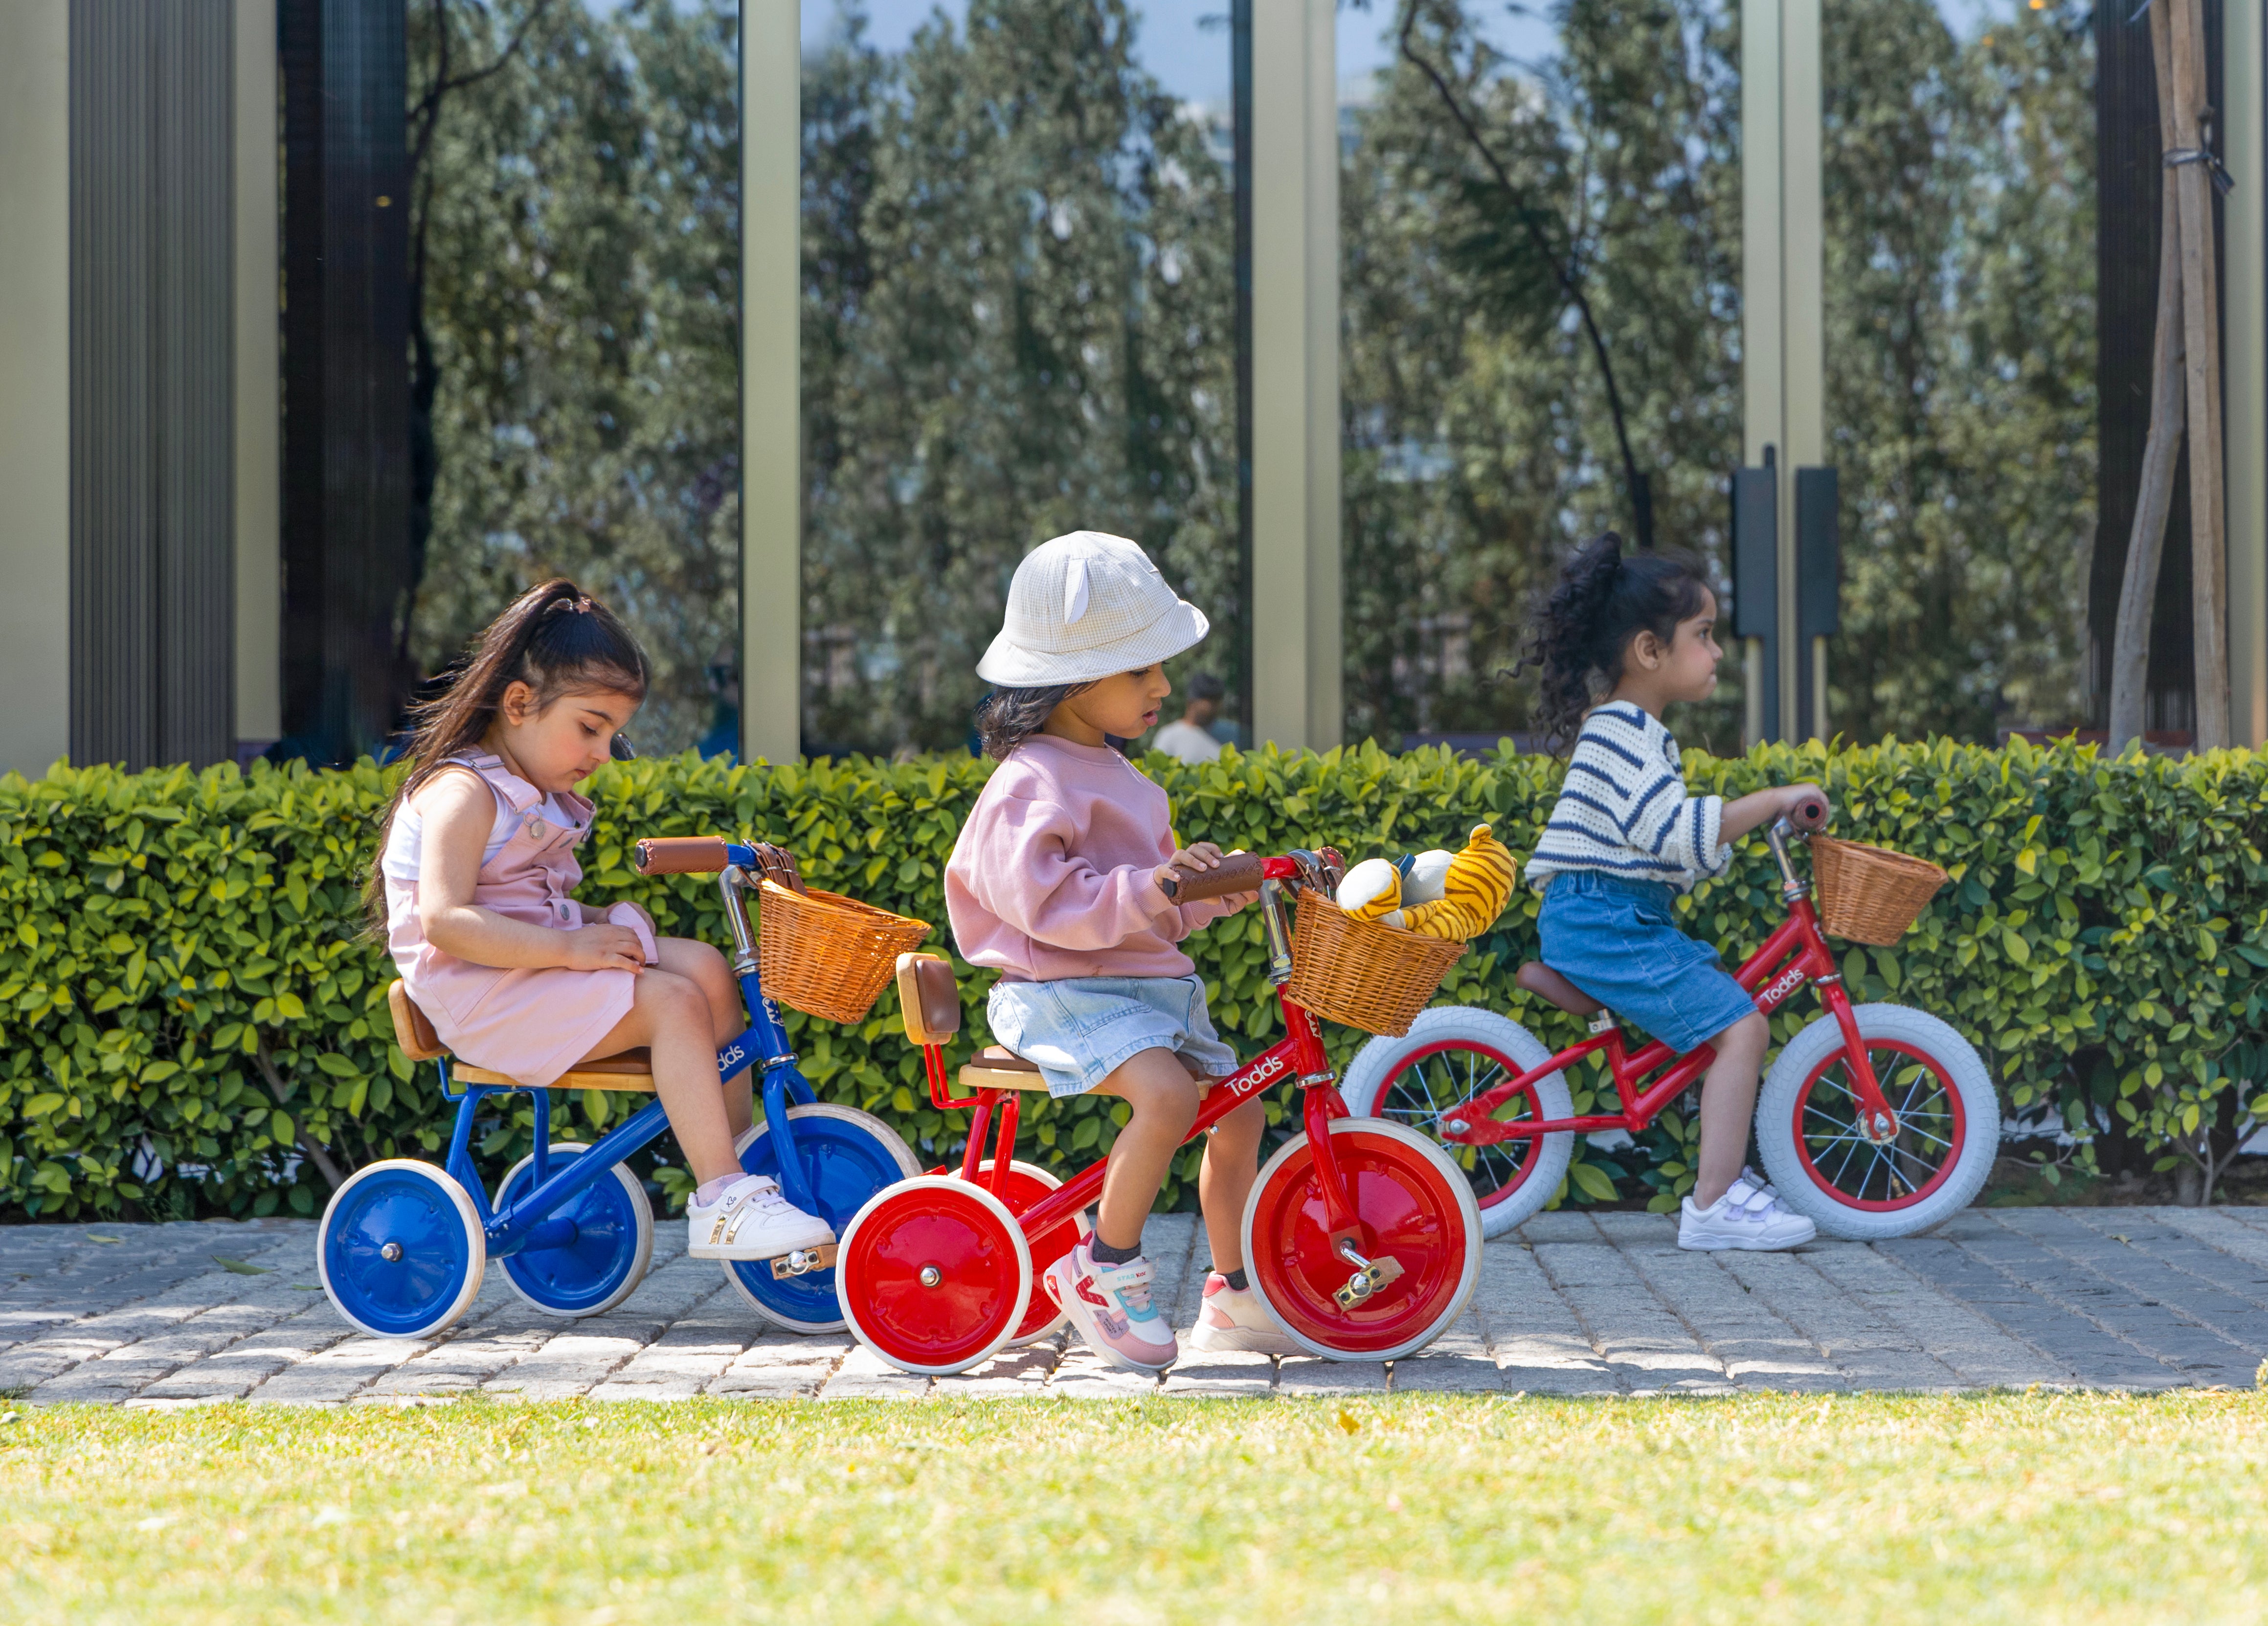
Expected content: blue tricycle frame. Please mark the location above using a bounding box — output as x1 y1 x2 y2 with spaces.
317 843 920 1340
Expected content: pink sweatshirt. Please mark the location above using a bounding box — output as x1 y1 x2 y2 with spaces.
945 734 1243 982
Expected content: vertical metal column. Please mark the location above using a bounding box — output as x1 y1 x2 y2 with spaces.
71 0 239 771
741 0 800 767
235 0 281 755
1740 0 1824 745
2227 0 2267 746
1250 0 1340 752
278 0 409 766
0 0 71 777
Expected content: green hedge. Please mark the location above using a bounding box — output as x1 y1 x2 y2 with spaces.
2 738 2264 1221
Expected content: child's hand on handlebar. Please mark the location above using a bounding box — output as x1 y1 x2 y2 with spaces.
1156 843 1259 907
560 923 650 973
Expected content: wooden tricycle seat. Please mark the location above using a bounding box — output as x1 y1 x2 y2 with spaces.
385 980 656 1093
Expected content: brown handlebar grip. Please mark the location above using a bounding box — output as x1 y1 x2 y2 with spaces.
1789 796 1832 835
1161 850 1267 904
633 836 732 876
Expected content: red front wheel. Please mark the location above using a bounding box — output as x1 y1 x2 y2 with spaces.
1754 1003 2000 1240
1240 1117 1482 1360
834 1176 1031 1376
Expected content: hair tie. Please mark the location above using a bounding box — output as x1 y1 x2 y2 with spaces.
549 594 594 615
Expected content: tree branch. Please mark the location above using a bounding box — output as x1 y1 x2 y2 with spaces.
252 1038 348 1193
1395 0 1651 547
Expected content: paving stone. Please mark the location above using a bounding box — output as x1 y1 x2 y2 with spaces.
1162 1347 1273 1397
1510 1212 1603 1244
20 1207 2268 1402
818 1345 932 1399
1389 1308 1505 1393
1276 1357 1386 1395
1532 1240 1731 1394
249 1333 441 1405
1879 1237 2179 1389
2062 1210 2268 1318
1715 1247 1961 1391
137 1309 358 1400
1953 1224 2253 1386
2148 1206 2268 1274
485 1327 661 1400
1618 1246 1842 1391
1986 1212 2268 1377
931 1343 1063 1397
707 1363 837 1398
1048 1344 1162 1397
1470 1244 1619 1395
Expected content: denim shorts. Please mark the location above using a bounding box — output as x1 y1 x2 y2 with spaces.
985 974 1241 1099
1535 871 1757 1055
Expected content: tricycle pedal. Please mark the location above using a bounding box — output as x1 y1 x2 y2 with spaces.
1334 1253 1404 1310
770 1243 838 1280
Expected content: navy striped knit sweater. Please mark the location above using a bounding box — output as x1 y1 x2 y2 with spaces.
1525 703 1730 895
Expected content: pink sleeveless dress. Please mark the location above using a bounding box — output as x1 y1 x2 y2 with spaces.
384 754 659 1089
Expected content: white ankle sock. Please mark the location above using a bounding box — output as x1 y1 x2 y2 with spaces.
694 1174 740 1206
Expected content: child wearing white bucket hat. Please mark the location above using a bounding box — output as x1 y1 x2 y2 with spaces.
944 531 1297 1370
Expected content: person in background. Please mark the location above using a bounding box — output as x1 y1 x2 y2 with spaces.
1150 671 1226 763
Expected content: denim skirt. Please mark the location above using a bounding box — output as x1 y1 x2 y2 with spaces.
985 974 1241 1099
1535 871 1757 1055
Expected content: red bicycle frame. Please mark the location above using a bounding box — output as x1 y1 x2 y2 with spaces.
1440 841 1902 1151
912 854 1373 1253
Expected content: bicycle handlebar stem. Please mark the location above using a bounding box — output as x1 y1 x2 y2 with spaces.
1764 819 1810 902
1259 878 1297 986
717 867 761 975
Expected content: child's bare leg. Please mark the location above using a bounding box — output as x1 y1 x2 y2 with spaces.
652 937 752 1138
1692 1011 1770 1208
1200 1094 1266 1276
1087 1048 1202 1253
575 969 739 1186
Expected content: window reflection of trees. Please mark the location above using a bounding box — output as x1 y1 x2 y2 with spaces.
405 0 2095 760
1342 0 2094 750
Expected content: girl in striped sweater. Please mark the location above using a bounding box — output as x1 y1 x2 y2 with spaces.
1523 534 1824 1251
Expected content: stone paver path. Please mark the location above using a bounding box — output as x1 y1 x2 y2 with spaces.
7 1206 2268 1407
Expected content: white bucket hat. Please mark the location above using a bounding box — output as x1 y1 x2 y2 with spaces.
976 531 1210 687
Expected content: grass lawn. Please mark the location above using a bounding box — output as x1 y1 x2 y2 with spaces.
3 1391 2265 1624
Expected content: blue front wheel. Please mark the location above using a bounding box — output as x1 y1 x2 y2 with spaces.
317 1159 487 1340
492 1143 654 1318
726 1104 919 1332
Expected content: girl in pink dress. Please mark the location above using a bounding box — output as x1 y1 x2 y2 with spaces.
372 579 830 1262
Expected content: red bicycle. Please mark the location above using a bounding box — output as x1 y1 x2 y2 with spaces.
1340 802 1999 1240
831 849 1485 1376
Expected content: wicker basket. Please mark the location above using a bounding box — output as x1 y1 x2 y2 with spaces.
756 880 932 1023
1810 836 1948 946
1284 894 1467 1038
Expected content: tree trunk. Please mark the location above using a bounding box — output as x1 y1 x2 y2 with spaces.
2168 0 2229 749
2107 6 2186 755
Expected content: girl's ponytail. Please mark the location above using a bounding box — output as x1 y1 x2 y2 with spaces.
365 579 650 924
1520 532 1712 753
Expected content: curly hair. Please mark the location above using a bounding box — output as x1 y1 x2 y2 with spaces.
1519 533 1713 753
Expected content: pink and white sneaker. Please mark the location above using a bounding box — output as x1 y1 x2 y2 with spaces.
1185 1273 1301 1356
1042 1242 1178 1372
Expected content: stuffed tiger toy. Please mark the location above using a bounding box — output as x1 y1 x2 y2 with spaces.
1399 824 1519 942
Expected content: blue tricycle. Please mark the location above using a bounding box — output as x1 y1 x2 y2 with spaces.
317 837 921 1340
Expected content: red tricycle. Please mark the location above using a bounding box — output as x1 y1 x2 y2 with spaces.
831 849 1485 1375
1340 803 1999 1240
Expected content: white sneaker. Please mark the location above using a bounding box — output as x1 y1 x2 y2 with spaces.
686 1175 834 1261
1679 1176 1817 1252
1186 1272 1302 1355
